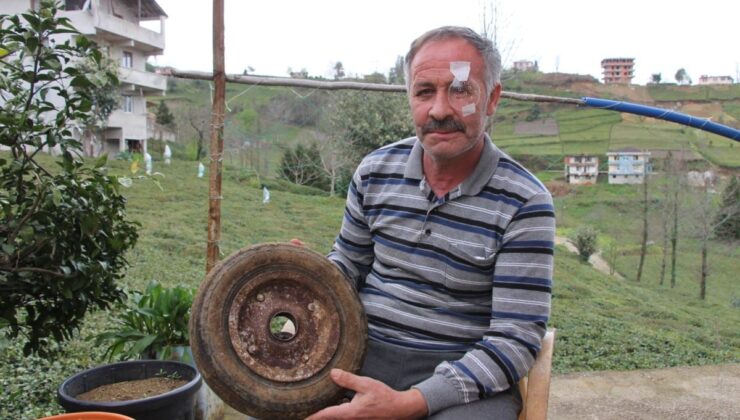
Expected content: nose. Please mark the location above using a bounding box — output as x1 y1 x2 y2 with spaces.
428 89 454 121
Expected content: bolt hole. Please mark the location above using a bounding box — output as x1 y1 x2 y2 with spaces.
269 312 297 341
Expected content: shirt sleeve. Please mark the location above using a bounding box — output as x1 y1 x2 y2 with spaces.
413 191 555 415
327 165 375 289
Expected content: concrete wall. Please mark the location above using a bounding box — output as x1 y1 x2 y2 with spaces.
3 0 32 13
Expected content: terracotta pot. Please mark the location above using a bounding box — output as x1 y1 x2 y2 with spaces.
38 412 134 420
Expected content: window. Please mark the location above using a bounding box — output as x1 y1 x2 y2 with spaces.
122 51 133 68
122 96 133 113
64 0 87 11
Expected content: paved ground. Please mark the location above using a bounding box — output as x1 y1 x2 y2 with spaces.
549 363 740 419
222 364 740 419
554 236 624 280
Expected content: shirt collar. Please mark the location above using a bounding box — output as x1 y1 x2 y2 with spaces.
403 134 500 197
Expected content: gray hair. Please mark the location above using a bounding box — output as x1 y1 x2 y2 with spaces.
404 26 502 93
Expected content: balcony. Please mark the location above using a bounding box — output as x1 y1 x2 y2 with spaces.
118 67 167 93
569 169 598 175
107 109 147 139
59 9 165 54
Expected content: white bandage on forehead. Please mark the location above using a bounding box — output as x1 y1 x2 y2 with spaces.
450 61 470 84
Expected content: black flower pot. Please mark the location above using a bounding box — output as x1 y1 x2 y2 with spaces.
58 360 202 420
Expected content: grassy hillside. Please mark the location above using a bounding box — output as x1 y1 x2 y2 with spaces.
550 181 739 372
155 73 739 171
153 79 328 176
489 74 740 167
1 156 737 417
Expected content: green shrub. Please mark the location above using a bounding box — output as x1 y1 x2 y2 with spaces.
0 1 139 355
573 225 598 262
94 281 195 361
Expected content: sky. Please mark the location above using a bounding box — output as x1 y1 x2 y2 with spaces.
145 0 740 85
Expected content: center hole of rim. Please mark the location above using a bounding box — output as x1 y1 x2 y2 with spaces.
269 312 297 342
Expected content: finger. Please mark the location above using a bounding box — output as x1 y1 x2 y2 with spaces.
289 238 304 247
330 369 372 392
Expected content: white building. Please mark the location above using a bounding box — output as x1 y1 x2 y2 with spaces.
697 75 734 85
606 148 651 184
564 155 599 185
513 60 536 72
1 0 168 156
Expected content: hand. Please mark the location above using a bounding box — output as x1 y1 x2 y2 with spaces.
290 238 305 247
306 369 428 420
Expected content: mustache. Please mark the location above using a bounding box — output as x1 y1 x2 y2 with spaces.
421 117 465 134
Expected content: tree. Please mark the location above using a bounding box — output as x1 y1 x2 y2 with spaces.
573 226 598 263
605 240 620 276
363 72 388 84
333 61 345 80
76 54 120 157
635 174 650 282
675 68 692 85
288 68 309 79
714 176 740 241
657 151 686 288
657 172 672 286
327 91 414 169
388 55 405 85
651 73 662 84
155 100 175 129
480 0 518 69
181 104 210 161
687 176 738 299
0 1 139 355
263 90 328 127
312 129 353 197
278 143 327 189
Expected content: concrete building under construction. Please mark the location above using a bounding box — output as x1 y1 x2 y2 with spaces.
601 58 635 84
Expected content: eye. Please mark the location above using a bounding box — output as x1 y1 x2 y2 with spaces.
414 88 434 98
450 82 472 97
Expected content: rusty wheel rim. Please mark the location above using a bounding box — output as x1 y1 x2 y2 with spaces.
227 266 341 382
190 243 367 419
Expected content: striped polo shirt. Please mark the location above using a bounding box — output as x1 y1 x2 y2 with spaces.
328 135 555 414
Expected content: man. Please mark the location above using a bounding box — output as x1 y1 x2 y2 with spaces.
308 26 555 419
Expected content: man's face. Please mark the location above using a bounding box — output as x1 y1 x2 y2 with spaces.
408 38 501 163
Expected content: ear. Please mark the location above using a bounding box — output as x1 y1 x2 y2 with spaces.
486 83 502 116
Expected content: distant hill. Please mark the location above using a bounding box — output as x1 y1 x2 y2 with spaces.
495 71 739 168
151 71 740 170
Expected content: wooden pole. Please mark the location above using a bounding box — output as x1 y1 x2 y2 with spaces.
206 0 225 274
170 69 585 105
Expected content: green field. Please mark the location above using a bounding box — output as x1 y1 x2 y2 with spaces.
1 156 738 418
647 84 740 102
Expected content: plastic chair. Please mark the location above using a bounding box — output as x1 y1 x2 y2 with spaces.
518 329 556 420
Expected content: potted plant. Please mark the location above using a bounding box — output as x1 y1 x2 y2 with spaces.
57 360 201 420
54 282 202 418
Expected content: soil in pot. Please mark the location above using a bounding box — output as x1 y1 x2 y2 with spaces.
76 377 189 402
59 360 201 420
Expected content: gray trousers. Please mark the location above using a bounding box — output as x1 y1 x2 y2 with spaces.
359 339 521 420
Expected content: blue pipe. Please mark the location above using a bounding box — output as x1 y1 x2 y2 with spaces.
581 97 740 141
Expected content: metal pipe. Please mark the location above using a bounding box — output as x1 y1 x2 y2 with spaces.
582 97 740 141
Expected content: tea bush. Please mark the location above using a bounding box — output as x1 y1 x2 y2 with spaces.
0 1 138 355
